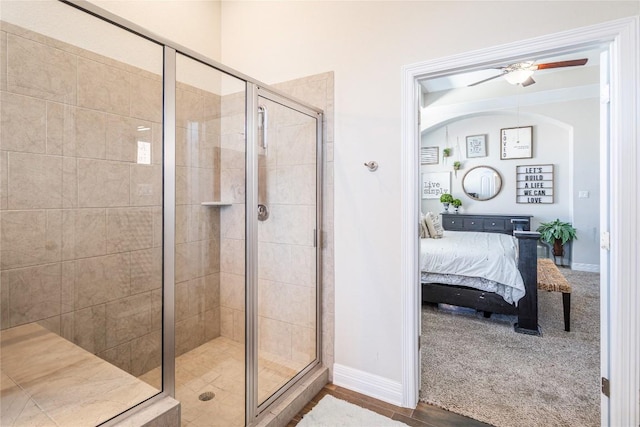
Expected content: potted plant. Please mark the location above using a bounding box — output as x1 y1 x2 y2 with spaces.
452 198 462 213
439 193 454 212
442 148 451 158
536 219 577 257
453 161 461 177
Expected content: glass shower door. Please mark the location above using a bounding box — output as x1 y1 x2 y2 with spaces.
173 53 247 427
254 92 320 407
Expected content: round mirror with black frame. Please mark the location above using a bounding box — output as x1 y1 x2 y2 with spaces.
462 165 503 201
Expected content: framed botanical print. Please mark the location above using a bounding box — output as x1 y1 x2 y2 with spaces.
500 126 533 160
466 134 487 158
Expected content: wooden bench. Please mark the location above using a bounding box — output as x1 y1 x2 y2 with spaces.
537 258 572 331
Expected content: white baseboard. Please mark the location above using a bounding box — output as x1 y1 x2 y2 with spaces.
332 363 403 407
571 263 600 273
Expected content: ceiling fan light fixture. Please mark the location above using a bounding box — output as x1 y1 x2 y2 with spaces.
504 70 533 85
504 69 535 85
521 76 536 87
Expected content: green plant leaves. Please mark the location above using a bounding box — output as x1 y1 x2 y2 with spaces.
440 193 454 203
536 219 577 245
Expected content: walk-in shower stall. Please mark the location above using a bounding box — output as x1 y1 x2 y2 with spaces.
0 2 325 425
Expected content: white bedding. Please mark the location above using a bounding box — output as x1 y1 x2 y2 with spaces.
420 230 525 305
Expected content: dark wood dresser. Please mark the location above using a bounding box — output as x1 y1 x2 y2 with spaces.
440 213 532 234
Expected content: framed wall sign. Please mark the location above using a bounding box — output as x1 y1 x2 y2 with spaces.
422 172 451 199
516 164 554 204
420 146 439 165
500 126 533 160
466 134 487 158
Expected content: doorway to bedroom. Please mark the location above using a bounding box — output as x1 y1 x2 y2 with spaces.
415 46 603 426
401 17 640 427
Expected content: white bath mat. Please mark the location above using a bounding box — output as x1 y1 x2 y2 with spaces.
297 394 409 427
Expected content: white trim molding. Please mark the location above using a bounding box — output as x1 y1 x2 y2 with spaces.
572 263 600 273
333 364 403 407
605 16 640 427
401 16 639 424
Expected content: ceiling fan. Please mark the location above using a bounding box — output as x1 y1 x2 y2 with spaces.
468 58 589 87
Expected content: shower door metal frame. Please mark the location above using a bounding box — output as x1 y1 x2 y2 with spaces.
162 45 177 400
245 84 324 424
54 2 325 426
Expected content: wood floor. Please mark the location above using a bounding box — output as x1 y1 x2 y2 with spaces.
287 384 492 427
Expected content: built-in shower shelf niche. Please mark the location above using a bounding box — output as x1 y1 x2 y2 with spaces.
201 201 232 207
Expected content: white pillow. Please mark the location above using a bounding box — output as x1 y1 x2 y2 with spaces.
425 212 444 238
430 212 445 236
420 217 430 238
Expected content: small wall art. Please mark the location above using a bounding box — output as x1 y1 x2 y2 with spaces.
422 172 451 199
420 146 439 165
466 134 487 158
500 126 533 160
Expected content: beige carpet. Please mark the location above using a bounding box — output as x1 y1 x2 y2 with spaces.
420 268 600 427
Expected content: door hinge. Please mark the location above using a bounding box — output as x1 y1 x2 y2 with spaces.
600 231 610 250
601 377 610 397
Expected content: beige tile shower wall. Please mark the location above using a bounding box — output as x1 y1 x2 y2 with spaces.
0 21 222 376
0 21 163 378
219 91 246 344
174 81 222 356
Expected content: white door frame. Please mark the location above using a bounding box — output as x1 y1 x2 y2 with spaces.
400 17 639 425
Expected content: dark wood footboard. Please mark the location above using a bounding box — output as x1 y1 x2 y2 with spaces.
513 231 541 335
421 227 541 336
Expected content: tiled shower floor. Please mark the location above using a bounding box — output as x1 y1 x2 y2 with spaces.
140 336 304 427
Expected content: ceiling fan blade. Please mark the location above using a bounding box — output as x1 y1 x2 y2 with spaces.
468 72 506 87
535 58 588 70
521 76 536 87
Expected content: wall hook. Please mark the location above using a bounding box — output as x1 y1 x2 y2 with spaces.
364 161 378 172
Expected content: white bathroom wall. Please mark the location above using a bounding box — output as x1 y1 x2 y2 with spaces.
89 0 222 62
3 0 636 407
219 0 639 401
0 1 221 71
0 1 159 73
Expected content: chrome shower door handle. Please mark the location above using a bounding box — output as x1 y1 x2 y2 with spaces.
258 105 267 149
257 204 269 221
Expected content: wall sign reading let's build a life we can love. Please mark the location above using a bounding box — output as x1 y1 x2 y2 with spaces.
516 164 554 204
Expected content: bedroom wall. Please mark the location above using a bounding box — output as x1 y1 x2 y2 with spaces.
219 0 638 403
420 97 600 269
421 114 571 222
529 100 601 270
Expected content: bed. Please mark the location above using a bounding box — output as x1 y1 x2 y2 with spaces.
420 213 541 335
